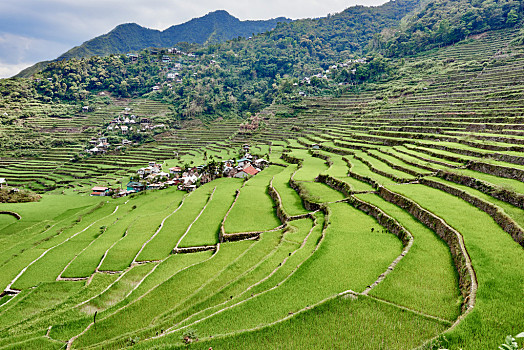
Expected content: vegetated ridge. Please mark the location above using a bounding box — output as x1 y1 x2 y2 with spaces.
15 10 291 78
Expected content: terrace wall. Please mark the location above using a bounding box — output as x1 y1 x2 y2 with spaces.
377 186 477 313
436 170 524 209
421 178 524 248
467 161 524 182
0 211 21 220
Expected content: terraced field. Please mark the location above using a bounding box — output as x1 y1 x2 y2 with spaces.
0 28 523 349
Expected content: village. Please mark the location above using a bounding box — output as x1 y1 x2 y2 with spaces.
90 144 268 197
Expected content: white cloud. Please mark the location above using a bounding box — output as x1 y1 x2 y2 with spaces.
0 61 35 78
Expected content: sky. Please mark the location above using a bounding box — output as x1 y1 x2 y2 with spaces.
0 0 387 78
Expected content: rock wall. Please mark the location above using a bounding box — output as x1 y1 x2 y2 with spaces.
346 196 412 247
377 186 477 313
354 154 412 183
364 150 431 177
173 245 216 254
436 170 524 209
421 178 524 248
467 161 524 182
416 142 524 166
0 211 21 220
316 174 352 197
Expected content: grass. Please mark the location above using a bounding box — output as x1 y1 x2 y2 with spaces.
139 296 448 350
355 193 461 321
146 202 402 343
73 239 258 348
2 40 524 349
387 184 524 349
178 178 243 247
297 181 346 203
289 149 329 182
271 164 309 216
224 167 282 233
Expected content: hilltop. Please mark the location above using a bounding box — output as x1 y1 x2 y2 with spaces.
16 10 291 78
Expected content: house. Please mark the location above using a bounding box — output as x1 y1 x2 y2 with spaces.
234 165 259 178
147 183 162 190
311 143 321 150
223 166 237 177
122 139 132 145
182 184 196 192
243 144 250 152
121 125 128 134
152 86 160 91
237 158 251 168
82 106 90 112
87 147 104 155
127 54 138 62
254 159 269 168
91 186 109 196
169 166 182 175
182 174 198 185
127 182 145 192
151 171 169 179
0 178 6 188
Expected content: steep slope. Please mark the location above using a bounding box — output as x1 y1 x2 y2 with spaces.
377 0 523 56
16 10 290 78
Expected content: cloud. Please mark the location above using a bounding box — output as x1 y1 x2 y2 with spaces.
0 0 388 78
0 61 35 78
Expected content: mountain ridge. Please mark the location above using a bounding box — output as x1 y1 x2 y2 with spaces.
16 10 291 78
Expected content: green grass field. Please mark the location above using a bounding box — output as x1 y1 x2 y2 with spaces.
1 26 524 350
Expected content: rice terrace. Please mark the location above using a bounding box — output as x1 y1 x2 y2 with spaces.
0 0 524 349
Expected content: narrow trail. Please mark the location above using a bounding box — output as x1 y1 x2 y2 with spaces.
132 193 190 264
173 187 216 251
56 218 119 281
161 218 319 334
67 245 222 349
4 204 121 293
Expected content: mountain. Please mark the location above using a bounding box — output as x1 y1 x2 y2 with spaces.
16 10 290 78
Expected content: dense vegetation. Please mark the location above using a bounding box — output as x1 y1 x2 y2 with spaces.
378 0 523 56
0 188 41 203
16 11 291 78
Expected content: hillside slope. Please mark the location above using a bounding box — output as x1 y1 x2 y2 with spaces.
16 10 290 78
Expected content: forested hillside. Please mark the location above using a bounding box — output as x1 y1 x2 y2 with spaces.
377 0 523 56
15 10 291 78
11 0 418 123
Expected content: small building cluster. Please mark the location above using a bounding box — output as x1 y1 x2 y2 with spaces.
90 145 269 198
86 137 110 155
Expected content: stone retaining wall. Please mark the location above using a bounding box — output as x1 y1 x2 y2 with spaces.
173 245 217 254
0 211 21 220
354 154 412 183
421 178 524 248
436 170 524 209
316 174 352 197
467 161 524 182
346 196 412 247
365 150 431 177
377 186 477 313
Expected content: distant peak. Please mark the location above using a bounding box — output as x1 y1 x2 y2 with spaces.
206 10 232 17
